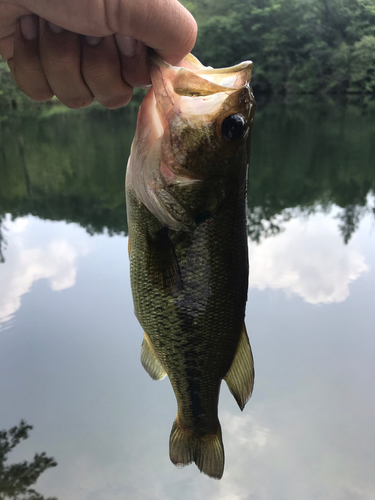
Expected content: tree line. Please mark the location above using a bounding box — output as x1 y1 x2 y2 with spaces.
1 100 374 260
1 0 375 106
184 0 375 95
0 420 57 500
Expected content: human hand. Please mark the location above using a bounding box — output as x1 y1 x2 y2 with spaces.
0 0 197 108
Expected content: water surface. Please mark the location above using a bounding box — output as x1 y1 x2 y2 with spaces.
0 100 374 500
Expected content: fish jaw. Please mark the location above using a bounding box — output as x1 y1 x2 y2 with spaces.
149 53 255 181
126 86 198 231
126 53 255 232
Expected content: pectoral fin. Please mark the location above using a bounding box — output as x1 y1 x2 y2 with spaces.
141 333 167 381
224 324 254 410
146 226 183 296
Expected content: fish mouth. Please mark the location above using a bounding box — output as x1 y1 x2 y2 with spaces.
147 51 254 131
149 51 253 97
128 52 255 232
146 52 255 181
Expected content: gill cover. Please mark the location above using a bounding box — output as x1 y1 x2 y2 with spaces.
126 53 255 231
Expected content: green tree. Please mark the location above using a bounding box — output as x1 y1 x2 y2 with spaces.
0 421 57 500
349 35 375 93
0 60 31 108
2 99 374 245
185 0 375 95
0 215 6 263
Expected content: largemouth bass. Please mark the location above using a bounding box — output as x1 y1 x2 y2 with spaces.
126 53 255 479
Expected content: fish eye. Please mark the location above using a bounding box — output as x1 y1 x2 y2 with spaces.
221 114 247 141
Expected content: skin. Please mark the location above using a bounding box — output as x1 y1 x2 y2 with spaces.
0 0 197 108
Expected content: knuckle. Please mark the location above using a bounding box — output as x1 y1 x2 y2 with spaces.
14 72 53 101
42 53 77 70
82 69 109 83
102 0 122 32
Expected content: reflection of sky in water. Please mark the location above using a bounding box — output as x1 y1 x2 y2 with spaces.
0 209 374 499
249 208 370 304
0 215 89 324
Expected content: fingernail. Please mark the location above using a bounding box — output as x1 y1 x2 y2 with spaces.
20 15 39 41
140 84 152 90
48 22 64 34
85 36 102 46
115 34 136 57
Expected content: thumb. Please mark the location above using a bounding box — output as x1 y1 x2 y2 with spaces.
111 0 197 64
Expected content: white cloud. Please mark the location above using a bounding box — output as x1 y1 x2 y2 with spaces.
249 213 369 304
0 216 89 324
207 407 375 500
222 412 271 449
9 217 29 233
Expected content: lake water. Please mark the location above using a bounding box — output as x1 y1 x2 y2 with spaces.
0 98 375 500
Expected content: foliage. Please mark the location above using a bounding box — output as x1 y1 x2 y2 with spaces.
0 60 32 108
246 97 375 243
0 105 135 241
2 0 375 101
1 99 374 248
0 420 57 500
0 214 6 263
349 35 375 93
182 0 375 95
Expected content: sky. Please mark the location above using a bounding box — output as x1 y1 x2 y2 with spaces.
0 207 374 500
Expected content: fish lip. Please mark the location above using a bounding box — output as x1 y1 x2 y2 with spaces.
148 49 253 75
194 60 253 75
148 50 253 98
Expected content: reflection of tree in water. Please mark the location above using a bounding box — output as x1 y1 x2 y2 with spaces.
247 206 293 243
0 101 374 245
337 205 366 244
0 215 6 264
0 420 57 500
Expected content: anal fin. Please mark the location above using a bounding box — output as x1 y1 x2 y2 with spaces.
141 333 167 381
224 323 254 410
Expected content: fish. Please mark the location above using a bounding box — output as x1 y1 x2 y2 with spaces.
126 52 256 479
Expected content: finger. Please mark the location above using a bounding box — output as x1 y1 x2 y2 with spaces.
0 3 30 60
115 35 151 89
11 15 53 101
14 0 197 65
39 19 93 109
82 35 133 109
0 34 16 61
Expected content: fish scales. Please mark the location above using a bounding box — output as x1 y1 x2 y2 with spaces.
126 53 255 479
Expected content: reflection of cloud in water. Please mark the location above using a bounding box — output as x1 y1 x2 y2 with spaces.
210 408 375 500
212 412 277 500
223 412 271 449
0 216 89 324
249 213 369 304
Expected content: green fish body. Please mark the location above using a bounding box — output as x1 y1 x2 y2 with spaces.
126 54 255 479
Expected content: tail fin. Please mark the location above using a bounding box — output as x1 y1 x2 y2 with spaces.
169 418 224 479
